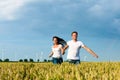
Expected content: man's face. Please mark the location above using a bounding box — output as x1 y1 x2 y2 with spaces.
72 33 78 40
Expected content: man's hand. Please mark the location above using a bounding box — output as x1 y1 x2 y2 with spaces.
94 54 99 58
82 45 99 58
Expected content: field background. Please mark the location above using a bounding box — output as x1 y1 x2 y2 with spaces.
0 62 120 80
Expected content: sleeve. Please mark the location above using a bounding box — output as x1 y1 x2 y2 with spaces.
80 41 84 47
59 44 62 48
51 46 53 51
67 41 70 46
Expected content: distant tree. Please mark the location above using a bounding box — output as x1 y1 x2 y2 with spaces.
0 59 2 62
24 59 28 62
29 58 34 62
19 59 23 62
44 59 47 62
37 59 40 62
4 58 9 62
48 60 52 62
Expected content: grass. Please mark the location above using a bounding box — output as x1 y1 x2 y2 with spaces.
0 62 120 80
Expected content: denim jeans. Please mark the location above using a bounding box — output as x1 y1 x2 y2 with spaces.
68 59 80 64
52 57 63 64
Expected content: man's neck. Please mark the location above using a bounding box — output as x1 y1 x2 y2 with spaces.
72 39 77 42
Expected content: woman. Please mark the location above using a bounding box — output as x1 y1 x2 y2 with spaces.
49 36 66 64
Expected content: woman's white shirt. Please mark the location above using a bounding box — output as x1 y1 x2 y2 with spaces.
52 44 62 58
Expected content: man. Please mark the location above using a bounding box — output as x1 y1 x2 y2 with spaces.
63 31 98 64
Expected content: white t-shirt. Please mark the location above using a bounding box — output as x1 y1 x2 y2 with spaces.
52 44 62 58
67 40 84 60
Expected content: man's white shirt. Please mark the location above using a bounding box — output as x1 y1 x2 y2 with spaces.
67 40 84 60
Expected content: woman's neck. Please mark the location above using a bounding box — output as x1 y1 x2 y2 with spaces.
54 43 59 45
53 44 59 48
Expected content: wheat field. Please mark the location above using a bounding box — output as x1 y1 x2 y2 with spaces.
0 62 120 80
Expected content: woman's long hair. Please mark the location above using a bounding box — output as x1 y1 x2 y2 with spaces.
53 36 67 47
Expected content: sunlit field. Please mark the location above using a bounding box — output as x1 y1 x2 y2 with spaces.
0 62 120 80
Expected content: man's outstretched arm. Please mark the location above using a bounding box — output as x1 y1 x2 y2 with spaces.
82 45 98 58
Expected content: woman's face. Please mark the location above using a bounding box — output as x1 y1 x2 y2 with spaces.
53 38 58 44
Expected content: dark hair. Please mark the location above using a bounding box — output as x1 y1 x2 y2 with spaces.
52 36 67 47
52 36 58 41
71 31 78 36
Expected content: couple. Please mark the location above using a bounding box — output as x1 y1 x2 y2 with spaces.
49 31 98 64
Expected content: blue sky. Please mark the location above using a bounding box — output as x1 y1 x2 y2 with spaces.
0 0 120 61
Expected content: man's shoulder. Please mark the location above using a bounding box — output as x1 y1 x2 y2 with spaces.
67 40 83 43
67 40 72 42
77 41 84 46
67 40 73 44
77 40 83 43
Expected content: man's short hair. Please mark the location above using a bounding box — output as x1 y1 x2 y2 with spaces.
71 31 78 36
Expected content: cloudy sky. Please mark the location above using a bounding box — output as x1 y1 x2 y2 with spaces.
0 0 120 61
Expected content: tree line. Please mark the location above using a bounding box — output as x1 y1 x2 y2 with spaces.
0 58 52 62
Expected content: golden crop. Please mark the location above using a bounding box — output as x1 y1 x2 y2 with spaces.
0 62 120 80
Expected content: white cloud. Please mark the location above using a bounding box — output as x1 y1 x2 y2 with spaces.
88 4 104 17
112 18 120 32
0 0 35 20
88 0 120 18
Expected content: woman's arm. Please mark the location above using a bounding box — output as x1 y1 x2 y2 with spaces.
62 45 69 55
49 51 53 57
60 47 64 55
82 45 98 58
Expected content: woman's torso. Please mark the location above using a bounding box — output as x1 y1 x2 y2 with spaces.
52 44 62 58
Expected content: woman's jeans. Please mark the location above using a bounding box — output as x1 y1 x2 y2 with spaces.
52 57 63 64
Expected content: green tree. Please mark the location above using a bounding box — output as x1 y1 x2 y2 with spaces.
44 59 47 62
24 59 28 62
37 59 40 62
48 60 52 62
19 59 23 62
0 59 2 62
29 58 34 62
4 58 9 62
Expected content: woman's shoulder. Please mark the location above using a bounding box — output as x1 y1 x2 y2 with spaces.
58 44 62 48
67 40 72 44
51 45 54 48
